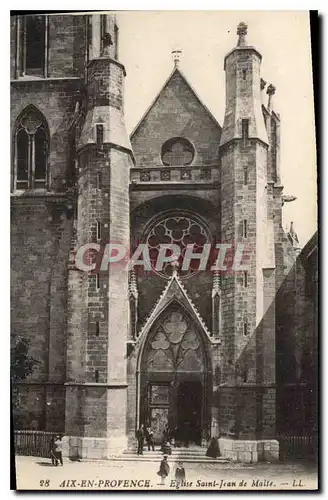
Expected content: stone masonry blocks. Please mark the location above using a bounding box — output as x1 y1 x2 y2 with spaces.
219 438 279 463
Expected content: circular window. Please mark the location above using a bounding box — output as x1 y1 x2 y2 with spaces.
161 137 194 166
145 212 211 280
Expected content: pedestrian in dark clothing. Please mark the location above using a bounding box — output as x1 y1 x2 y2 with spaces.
50 436 57 466
174 461 186 489
136 425 144 455
160 440 172 455
145 426 155 451
167 426 174 443
163 426 169 444
171 426 178 447
54 435 63 466
157 455 170 485
206 436 220 458
183 421 190 447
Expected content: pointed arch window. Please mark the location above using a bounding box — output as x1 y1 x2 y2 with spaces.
16 15 48 78
13 107 49 191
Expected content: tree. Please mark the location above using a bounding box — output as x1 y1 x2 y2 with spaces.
11 332 40 412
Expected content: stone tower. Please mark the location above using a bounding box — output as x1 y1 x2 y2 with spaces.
218 22 279 461
65 13 134 459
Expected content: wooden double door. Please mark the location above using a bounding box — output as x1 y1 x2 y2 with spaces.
144 377 204 445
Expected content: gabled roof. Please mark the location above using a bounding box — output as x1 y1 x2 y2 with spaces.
300 231 318 265
130 66 221 139
136 271 213 344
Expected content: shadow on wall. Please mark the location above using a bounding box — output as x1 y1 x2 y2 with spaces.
222 233 318 440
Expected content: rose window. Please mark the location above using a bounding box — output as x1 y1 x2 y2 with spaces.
146 214 211 279
161 137 194 166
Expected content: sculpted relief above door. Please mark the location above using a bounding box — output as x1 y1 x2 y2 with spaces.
144 308 205 374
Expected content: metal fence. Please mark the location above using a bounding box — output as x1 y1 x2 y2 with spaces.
14 430 59 458
277 433 317 460
14 429 318 461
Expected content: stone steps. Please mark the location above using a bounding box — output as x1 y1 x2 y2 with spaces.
112 455 229 463
110 448 230 463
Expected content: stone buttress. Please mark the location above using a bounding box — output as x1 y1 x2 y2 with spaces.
64 13 133 459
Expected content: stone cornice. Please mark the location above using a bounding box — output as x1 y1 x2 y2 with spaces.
224 45 262 70
65 382 128 388
131 164 220 171
11 76 82 85
77 142 135 166
10 191 75 204
86 57 126 77
130 182 220 192
219 137 269 151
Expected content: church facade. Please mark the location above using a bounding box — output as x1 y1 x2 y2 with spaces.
11 12 309 462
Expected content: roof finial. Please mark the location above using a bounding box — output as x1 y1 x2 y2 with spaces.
267 83 276 110
170 257 180 277
237 22 248 47
172 49 182 68
129 268 138 299
212 270 221 298
288 221 300 248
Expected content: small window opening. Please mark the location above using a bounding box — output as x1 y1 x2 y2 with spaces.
114 24 119 60
241 119 249 147
244 271 248 288
243 319 248 337
244 166 248 185
96 220 101 240
96 124 104 144
243 219 248 238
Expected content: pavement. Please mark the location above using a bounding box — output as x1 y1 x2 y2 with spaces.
14 455 318 491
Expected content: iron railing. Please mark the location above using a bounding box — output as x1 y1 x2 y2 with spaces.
14 430 58 458
277 432 317 460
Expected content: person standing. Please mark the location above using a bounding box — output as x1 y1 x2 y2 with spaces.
162 426 169 444
174 461 186 489
206 436 220 458
183 421 190 448
136 424 144 455
160 440 172 455
50 435 57 466
145 425 155 451
157 455 170 485
54 435 63 466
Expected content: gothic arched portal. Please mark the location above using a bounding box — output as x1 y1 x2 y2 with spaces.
139 302 211 445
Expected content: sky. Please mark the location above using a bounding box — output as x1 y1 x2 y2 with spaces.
117 11 317 247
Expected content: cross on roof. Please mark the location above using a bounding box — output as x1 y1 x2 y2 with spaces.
237 22 248 47
172 49 182 67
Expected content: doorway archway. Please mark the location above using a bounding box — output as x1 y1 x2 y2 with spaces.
139 302 211 445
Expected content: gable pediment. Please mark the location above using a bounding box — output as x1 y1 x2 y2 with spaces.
131 68 222 167
136 273 213 345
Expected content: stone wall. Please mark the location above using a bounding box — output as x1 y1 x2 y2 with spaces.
11 198 73 429
275 233 318 435
47 15 85 78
